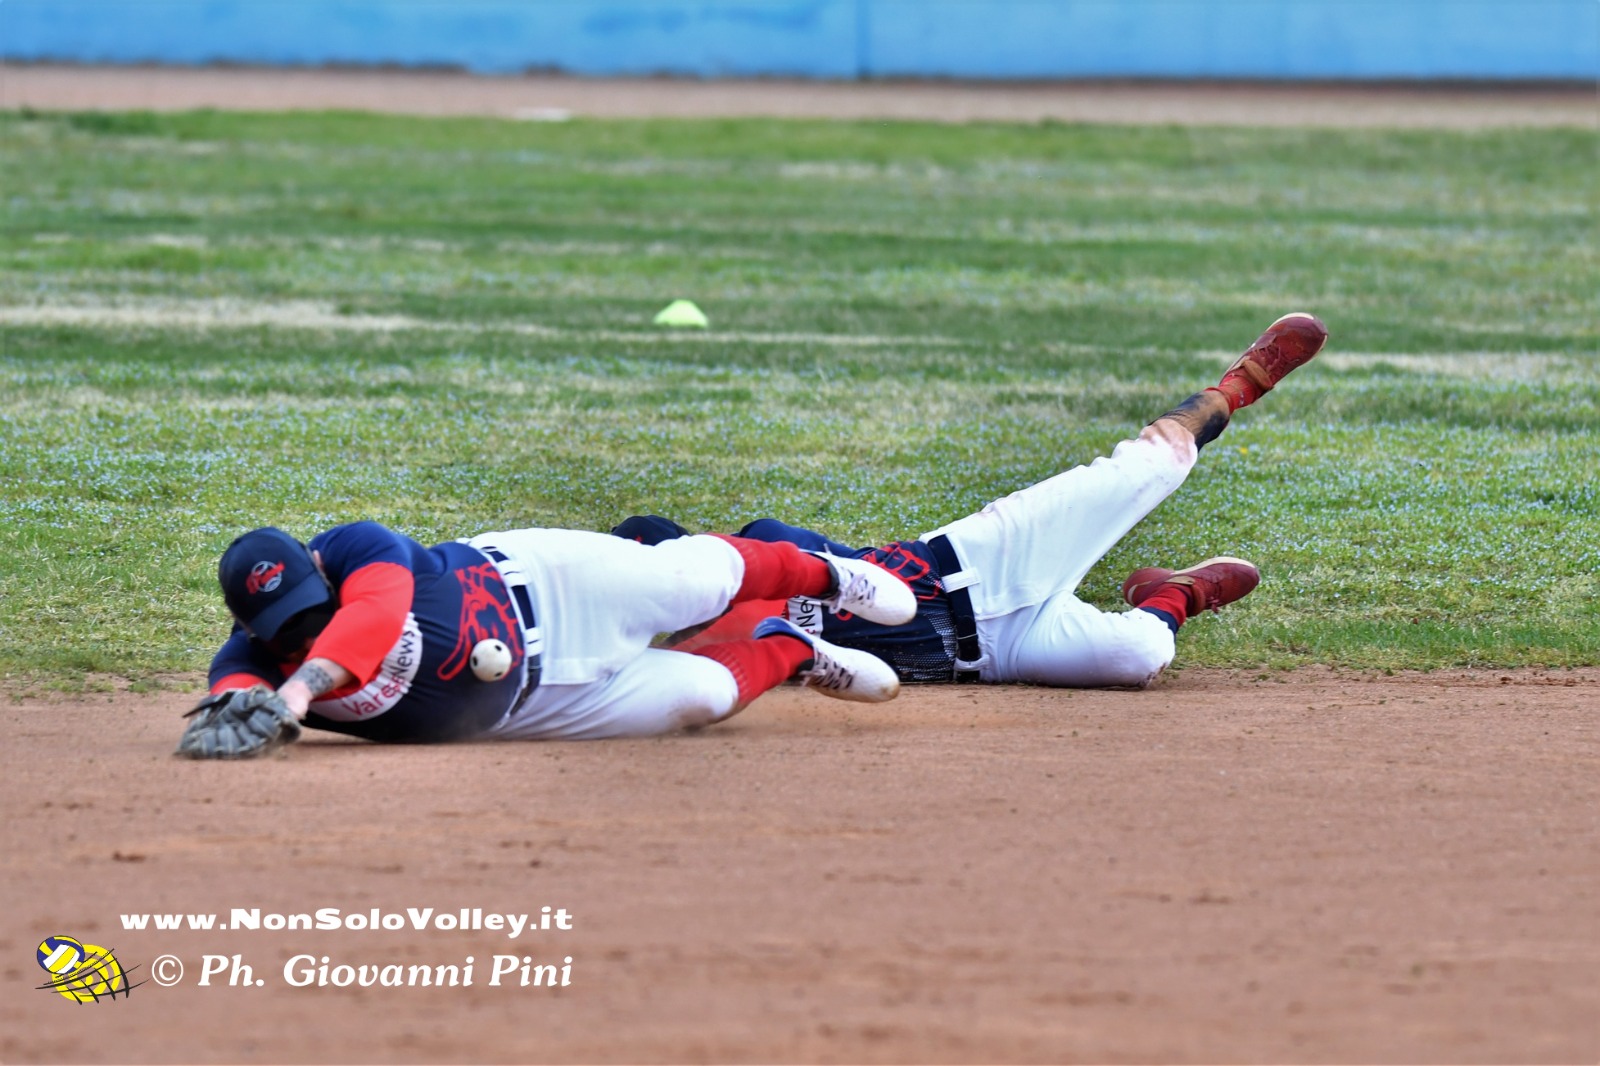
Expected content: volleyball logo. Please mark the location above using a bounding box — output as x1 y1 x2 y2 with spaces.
35 935 142 1003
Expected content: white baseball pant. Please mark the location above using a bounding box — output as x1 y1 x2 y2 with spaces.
920 422 1199 687
467 529 744 740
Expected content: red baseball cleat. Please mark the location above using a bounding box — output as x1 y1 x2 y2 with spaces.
1121 556 1261 613
1221 312 1328 399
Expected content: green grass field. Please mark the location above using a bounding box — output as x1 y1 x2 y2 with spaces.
1 109 1594 683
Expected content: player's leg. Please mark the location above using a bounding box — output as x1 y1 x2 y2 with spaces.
694 617 899 705
468 527 849 646
655 598 778 651
713 533 914 625
489 625 899 740
545 525 909 627
608 517 903 631
654 520 907 650
923 313 1326 616
922 423 1197 621
993 558 1260 687
468 528 746 661
609 515 864 566
487 647 743 739
986 596 1178 688
467 527 908 689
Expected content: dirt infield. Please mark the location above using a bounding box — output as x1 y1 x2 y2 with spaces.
3 62 1594 128
4 669 1597 1064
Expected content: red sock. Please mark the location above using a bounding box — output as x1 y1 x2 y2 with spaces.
1134 583 1191 628
714 535 832 602
1211 375 1261 413
693 636 813 705
662 600 779 652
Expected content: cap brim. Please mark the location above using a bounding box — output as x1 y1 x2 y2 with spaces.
244 576 331 641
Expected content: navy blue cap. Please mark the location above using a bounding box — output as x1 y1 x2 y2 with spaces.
609 515 692 545
218 527 331 641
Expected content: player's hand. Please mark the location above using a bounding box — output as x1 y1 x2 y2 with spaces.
174 686 303 760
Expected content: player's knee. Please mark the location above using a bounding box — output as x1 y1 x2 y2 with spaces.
1016 609 1176 689
671 658 743 728
1111 613 1178 685
656 534 744 604
666 704 720 731
1090 648 1172 689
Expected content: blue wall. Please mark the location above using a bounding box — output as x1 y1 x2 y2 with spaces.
1 1 1594 80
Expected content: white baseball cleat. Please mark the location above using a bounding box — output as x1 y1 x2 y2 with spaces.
809 552 917 626
753 616 901 703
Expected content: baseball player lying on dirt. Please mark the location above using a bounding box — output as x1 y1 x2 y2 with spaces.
613 313 1328 689
176 525 917 758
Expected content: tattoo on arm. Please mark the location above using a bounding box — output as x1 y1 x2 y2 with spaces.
288 661 337 699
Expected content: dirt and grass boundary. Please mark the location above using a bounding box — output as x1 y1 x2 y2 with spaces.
4 61 1594 127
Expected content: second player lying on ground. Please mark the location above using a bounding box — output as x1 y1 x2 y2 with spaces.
613 312 1329 689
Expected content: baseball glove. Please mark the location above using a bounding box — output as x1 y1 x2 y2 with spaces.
174 686 302 760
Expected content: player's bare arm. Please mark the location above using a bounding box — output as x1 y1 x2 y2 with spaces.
276 658 350 719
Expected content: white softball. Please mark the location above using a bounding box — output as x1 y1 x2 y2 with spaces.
469 638 513 682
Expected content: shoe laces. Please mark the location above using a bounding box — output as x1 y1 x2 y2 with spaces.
806 657 857 692
831 568 876 611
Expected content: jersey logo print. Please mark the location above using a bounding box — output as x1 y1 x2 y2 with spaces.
438 563 524 681
864 543 937 600
787 596 824 635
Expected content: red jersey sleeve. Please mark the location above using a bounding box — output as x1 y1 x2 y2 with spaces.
305 560 413 684
211 672 271 693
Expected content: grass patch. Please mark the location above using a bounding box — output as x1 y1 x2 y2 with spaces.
1 110 1595 681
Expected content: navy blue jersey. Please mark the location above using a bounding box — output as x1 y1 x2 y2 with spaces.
734 520 960 683
209 523 526 742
